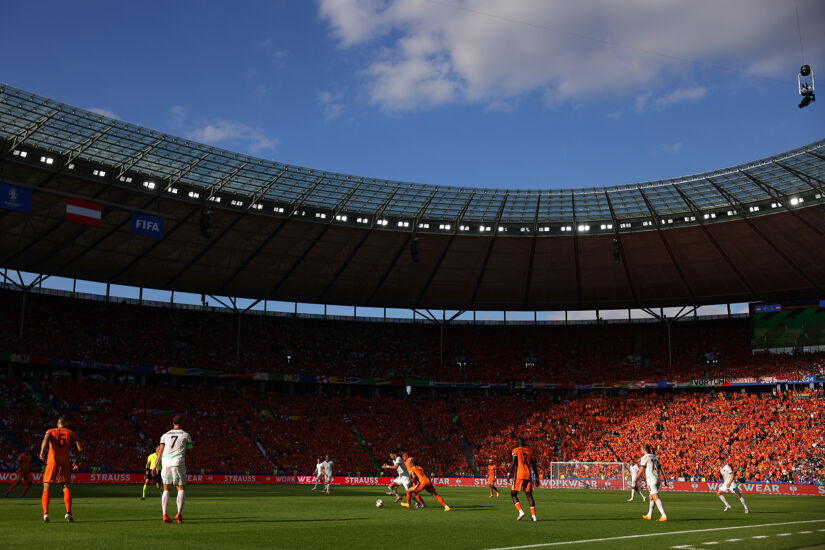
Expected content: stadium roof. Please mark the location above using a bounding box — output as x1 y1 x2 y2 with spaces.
2 84 825 231
1 84 824 311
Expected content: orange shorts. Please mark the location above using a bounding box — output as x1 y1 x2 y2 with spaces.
487 478 496 486
512 478 533 492
17 472 33 483
413 482 436 495
44 461 71 484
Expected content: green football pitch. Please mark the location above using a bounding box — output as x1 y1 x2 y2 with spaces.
2 485 824 550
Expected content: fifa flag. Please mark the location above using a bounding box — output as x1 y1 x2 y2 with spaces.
0 183 32 213
131 212 164 239
66 197 102 226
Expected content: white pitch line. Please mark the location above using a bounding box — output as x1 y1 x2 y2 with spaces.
752 536 769 539
482 519 825 550
723 539 742 542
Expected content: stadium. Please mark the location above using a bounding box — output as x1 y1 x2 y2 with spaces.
2 3 825 549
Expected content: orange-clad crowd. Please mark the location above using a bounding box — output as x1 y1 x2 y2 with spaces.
2 372 823 485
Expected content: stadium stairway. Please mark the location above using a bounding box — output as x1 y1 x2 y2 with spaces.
350 426 382 474
23 381 59 413
238 418 276 469
448 404 478 474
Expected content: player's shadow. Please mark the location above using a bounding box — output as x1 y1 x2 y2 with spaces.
194 517 371 524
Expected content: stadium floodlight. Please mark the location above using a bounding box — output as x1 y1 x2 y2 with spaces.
40 156 54 165
12 149 27 158
93 169 106 177
143 181 156 190
790 197 801 205
188 191 200 199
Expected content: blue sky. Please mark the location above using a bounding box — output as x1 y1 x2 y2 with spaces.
2 1 824 318
1 0 823 192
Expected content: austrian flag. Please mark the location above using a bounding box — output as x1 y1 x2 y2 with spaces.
66 198 102 226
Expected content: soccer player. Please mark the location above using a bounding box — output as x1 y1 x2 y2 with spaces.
39 415 82 523
153 415 194 524
381 451 411 502
312 457 324 491
487 459 500 498
321 454 333 495
401 457 450 511
627 461 646 502
142 448 161 500
4 448 34 498
634 444 667 522
508 438 537 521
716 461 750 513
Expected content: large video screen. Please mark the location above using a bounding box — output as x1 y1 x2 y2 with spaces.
752 299 825 349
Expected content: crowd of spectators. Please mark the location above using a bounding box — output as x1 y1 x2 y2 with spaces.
2 288 824 385
2 370 823 486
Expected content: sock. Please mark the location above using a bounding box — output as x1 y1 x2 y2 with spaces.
655 499 666 517
42 489 50 515
414 493 425 506
628 490 634 501
647 499 654 516
515 502 523 513
435 495 447 507
718 494 729 506
406 491 412 506
530 506 536 519
489 488 493 497
176 490 185 514
143 484 148 498
161 490 170 515
739 496 748 511
21 483 31 497
8 480 20 494
63 487 72 515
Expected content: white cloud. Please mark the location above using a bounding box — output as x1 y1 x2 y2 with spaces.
319 0 825 112
317 91 346 122
653 86 708 109
660 142 682 154
89 107 119 119
187 120 278 154
169 105 187 129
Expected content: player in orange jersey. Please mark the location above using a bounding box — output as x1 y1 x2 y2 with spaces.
508 438 538 521
4 448 34 498
401 457 450 511
487 459 500 498
39 415 82 523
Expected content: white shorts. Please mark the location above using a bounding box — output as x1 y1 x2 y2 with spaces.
161 465 186 486
646 477 660 495
393 475 412 490
718 482 739 494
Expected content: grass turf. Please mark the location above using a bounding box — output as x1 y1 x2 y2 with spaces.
2 485 824 549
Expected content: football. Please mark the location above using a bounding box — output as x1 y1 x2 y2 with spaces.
375 499 384 508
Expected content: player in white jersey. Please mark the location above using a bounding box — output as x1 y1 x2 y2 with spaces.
381 452 411 502
633 444 667 522
627 462 646 502
153 415 194 524
321 454 333 495
312 457 324 490
716 462 750 513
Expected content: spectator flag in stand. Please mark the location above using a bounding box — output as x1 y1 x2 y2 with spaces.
66 197 102 226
